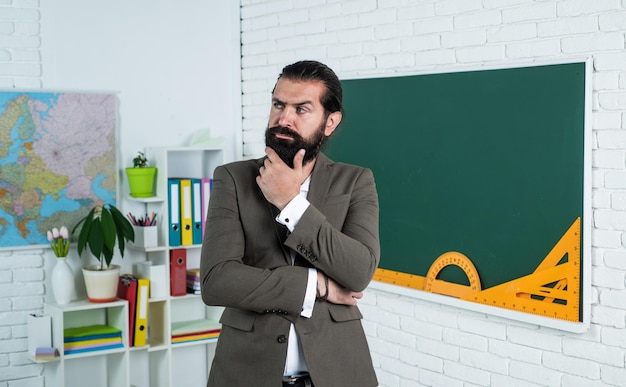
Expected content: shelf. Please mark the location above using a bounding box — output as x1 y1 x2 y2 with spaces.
168 244 203 250
42 146 225 387
147 344 169 353
171 338 218 348
28 355 60 363
127 244 169 252
130 244 203 252
64 347 126 360
51 299 127 311
128 196 165 204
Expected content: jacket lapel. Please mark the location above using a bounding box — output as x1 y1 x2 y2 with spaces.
254 157 292 264
307 153 333 211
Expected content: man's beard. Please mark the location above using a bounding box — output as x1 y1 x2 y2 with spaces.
265 124 327 168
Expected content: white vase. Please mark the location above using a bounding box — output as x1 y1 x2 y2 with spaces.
51 257 74 305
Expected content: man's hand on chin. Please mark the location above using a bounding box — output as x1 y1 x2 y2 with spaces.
256 147 305 210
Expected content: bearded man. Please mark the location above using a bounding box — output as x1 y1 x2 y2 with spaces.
200 60 380 387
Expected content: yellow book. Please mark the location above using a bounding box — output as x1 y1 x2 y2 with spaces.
172 332 220 343
171 319 221 336
64 337 122 349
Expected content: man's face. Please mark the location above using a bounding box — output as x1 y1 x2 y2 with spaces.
265 78 341 167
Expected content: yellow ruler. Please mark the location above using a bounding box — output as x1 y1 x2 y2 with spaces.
462 217 580 322
373 268 425 290
373 217 581 322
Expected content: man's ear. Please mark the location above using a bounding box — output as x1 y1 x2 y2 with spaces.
324 111 342 136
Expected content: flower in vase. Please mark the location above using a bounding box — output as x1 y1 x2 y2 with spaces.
47 226 70 258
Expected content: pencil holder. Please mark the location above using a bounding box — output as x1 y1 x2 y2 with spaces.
133 226 158 248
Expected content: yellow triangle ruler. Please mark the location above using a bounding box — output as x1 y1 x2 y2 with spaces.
461 217 581 322
373 217 581 322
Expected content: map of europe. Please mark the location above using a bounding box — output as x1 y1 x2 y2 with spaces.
0 92 117 248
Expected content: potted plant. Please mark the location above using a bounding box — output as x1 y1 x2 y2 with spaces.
72 203 135 302
125 151 157 198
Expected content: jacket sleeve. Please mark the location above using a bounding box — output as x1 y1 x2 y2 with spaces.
200 164 309 317
285 167 380 292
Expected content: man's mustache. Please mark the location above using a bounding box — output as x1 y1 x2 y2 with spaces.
268 126 301 139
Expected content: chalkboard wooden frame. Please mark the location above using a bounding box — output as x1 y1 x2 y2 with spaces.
326 58 592 332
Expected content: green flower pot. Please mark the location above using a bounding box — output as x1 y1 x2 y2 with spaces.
125 167 157 198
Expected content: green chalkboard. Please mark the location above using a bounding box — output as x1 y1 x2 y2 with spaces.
326 62 587 307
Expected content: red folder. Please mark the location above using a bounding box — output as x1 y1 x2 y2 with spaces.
170 249 187 296
117 274 138 347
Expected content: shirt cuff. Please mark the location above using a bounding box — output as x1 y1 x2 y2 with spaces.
276 195 310 232
301 268 317 318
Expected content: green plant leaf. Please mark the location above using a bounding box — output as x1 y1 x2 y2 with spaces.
100 208 116 250
101 207 117 268
102 241 114 268
109 204 135 257
75 207 96 256
87 220 104 261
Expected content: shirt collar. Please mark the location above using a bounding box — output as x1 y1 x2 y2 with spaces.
301 175 311 193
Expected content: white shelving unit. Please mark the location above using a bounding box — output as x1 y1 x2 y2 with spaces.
43 147 225 387
44 300 129 387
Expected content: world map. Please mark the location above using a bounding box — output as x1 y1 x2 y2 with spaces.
0 92 117 248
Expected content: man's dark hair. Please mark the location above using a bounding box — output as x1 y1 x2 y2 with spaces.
276 60 343 115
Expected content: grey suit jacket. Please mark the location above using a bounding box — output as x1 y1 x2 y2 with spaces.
200 153 380 387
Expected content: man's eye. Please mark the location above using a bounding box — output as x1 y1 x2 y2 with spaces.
273 102 284 109
296 107 307 113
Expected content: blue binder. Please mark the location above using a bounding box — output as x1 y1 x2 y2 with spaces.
191 178 203 245
168 178 181 246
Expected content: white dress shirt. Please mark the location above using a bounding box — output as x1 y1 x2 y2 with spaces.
275 176 317 376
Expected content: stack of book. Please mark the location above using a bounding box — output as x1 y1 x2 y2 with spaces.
171 319 221 345
186 268 201 295
34 347 59 361
64 324 123 355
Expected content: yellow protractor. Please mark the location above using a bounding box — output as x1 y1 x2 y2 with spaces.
423 251 482 298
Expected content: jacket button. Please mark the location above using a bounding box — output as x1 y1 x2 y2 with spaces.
277 335 287 344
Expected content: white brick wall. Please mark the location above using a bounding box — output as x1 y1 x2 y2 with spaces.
0 1 44 384
240 1 626 386
0 250 47 385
